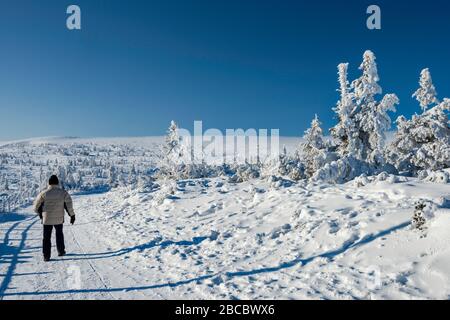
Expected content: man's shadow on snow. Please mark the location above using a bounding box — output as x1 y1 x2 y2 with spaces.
59 236 212 262
0 215 41 298
2 221 410 298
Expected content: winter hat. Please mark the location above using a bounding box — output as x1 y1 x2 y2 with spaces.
49 175 59 186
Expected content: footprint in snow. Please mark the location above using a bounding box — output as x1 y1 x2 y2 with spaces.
328 220 340 234
349 211 358 218
347 221 359 228
334 208 348 215
218 187 229 194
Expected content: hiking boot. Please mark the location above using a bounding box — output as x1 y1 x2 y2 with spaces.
58 251 66 257
44 257 50 262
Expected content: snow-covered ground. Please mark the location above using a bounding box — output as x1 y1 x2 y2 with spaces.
1 170 449 299
0 136 304 212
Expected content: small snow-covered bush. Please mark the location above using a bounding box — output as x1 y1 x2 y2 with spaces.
228 162 261 183
262 146 306 181
287 165 305 181
267 175 295 189
375 171 404 183
436 196 450 209
353 174 370 187
418 169 449 184
135 176 159 193
312 156 373 184
376 171 389 181
277 157 305 181
412 200 436 234
412 202 427 231
151 180 177 205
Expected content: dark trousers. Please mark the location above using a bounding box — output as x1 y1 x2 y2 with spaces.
43 224 65 259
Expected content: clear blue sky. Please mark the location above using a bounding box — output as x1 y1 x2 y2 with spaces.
0 0 449 140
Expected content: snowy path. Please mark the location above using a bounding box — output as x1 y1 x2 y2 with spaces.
0 206 121 299
1 177 450 299
0 196 177 300
0 193 235 300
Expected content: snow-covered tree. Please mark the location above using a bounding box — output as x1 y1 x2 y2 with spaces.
164 121 181 158
411 100 450 170
331 63 359 157
364 93 399 165
351 50 399 165
158 120 196 179
302 115 326 178
159 121 182 178
107 165 118 187
352 50 382 104
412 68 439 112
331 51 398 165
276 145 289 176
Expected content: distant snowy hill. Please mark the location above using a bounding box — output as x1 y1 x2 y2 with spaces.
0 136 165 147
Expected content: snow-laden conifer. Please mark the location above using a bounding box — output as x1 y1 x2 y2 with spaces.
412 68 439 112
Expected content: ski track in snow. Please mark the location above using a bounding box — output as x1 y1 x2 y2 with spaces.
1 176 450 300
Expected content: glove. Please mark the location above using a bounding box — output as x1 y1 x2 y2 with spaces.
38 203 44 220
70 215 76 225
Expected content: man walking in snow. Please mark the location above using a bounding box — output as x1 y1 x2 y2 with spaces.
33 175 76 261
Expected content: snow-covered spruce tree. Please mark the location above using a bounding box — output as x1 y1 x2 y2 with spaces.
158 120 185 179
330 63 358 158
365 93 399 165
164 121 180 156
388 69 450 173
277 145 289 176
412 68 439 112
412 99 450 171
108 165 118 188
351 50 399 166
302 115 326 178
158 120 214 180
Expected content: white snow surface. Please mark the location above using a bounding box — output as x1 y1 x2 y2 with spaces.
1 172 449 299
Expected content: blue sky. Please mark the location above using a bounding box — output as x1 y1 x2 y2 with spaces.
0 0 449 140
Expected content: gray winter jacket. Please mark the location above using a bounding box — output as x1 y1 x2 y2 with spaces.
33 185 75 225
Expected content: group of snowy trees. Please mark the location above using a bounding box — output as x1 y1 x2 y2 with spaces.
0 142 157 212
299 50 449 183
388 69 450 173
160 50 449 184
301 115 327 178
